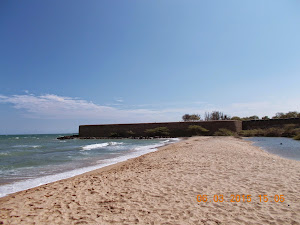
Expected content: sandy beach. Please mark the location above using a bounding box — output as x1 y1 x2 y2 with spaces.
0 136 299 224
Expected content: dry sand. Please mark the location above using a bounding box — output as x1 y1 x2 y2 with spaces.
0 136 300 225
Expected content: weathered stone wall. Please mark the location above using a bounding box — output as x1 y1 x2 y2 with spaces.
79 121 242 137
242 118 300 130
78 118 300 137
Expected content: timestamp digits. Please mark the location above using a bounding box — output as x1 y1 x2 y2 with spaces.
197 194 285 203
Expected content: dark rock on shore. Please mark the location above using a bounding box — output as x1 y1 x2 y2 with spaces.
57 135 79 140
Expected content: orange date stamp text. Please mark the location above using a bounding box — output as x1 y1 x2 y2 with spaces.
196 194 285 203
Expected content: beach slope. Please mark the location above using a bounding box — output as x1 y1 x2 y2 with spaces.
1 137 299 224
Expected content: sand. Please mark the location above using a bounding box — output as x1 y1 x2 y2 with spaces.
0 136 299 225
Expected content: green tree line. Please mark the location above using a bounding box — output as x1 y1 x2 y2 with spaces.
182 111 300 122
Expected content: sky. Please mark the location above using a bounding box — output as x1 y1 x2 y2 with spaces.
0 0 300 134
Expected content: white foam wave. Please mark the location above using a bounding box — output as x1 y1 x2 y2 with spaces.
0 152 9 156
12 145 41 148
170 138 180 141
81 142 123 151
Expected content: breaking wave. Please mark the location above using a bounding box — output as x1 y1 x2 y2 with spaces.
81 142 123 151
12 145 41 149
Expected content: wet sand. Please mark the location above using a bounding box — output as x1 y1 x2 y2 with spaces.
1 136 299 224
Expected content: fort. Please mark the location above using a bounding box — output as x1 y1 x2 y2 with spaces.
74 118 300 138
242 118 300 130
79 120 242 138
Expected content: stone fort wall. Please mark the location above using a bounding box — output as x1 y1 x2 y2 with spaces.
79 121 242 137
242 118 300 130
78 118 300 137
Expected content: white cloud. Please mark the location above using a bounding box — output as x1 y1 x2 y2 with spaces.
114 97 124 103
0 93 299 122
0 94 171 121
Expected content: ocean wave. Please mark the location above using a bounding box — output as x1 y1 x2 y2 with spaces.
0 152 9 156
0 138 181 197
169 138 180 141
32 145 41 148
12 145 41 149
158 138 180 144
133 138 180 152
81 142 123 151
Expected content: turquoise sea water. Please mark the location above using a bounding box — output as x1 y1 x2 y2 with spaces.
0 134 179 197
247 137 300 161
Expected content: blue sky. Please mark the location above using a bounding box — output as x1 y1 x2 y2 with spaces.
0 0 300 134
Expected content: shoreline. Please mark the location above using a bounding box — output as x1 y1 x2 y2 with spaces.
1 136 299 224
244 136 300 162
0 138 181 198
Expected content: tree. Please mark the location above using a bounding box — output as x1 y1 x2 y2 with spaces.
182 114 201 121
242 115 259 120
223 114 231 120
204 112 210 121
272 112 284 119
284 111 298 118
210 111 223 120
231 116 242 121
182 114 191 121
262 116 270 120
189 114 201 121
272 111 300 119
248 115 259 120
204 111 231 121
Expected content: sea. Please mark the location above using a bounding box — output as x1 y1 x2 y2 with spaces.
247 137 300 161
0 134 179 197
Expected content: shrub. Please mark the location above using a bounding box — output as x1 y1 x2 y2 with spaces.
188 125 209 136
239 130 254 137
293 133 300 140
214 128 234 136
293 128 300 134
145 127 170 137
126 130 135 136
282 124 298 137
110 132 120 137
238 130 253 137
264 127 284 137
284 124 296 130
239 129 266 137
252 129 266 136
239 127 299 137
